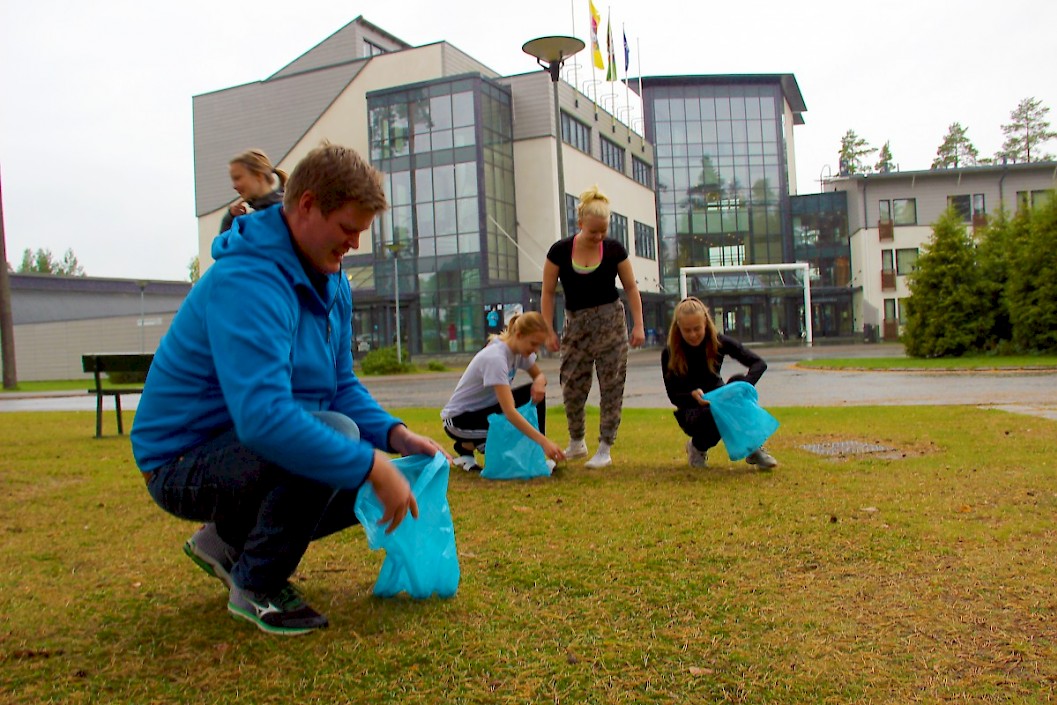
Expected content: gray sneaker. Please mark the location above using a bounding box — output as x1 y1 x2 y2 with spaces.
746 447 778 470
564 438 588 459
183 524 239 589
228 582 329 636
686 440 708 468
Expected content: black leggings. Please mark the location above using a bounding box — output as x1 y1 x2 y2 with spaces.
674 406 721 452
443 384 545 455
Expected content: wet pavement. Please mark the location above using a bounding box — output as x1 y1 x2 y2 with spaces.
2 343 1056 420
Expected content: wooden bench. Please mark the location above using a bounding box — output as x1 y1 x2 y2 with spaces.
82 353 154 438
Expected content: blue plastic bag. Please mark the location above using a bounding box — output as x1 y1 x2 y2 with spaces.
481 401 551 480
703 381 780 461
353 451 460 599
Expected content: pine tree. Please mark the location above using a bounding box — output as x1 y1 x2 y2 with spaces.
1007 196 1057 351
931 122 979 169
999 97 1056 163
973 211 1017 350
875 141 895 173
837 129 876 175
903 209 988 357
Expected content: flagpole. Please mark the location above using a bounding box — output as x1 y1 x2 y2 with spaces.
608 7 616 125
589 0 601 115
570 0 579 98
622 23 631 128
637 37 644 137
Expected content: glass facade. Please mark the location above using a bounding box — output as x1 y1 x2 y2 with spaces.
644 78 797 342
790 191 854 338
363 75 519 354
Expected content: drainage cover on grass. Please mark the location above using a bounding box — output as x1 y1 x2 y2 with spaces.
801 440 895 457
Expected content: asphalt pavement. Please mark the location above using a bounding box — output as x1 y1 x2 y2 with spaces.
3 343 1056 421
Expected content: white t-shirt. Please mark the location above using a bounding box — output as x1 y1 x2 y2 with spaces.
441 338 536 419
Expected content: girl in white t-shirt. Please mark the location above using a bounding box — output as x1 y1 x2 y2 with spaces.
441 312 566 471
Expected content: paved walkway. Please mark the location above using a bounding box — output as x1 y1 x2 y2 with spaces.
2 343 1056 421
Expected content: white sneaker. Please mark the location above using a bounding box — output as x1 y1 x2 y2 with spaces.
564 438 588 459
452 454 482 472
686 439 707 468
545 459 557 472
746 447 778 470
584 442 612 469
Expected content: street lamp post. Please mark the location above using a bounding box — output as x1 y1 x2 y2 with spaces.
522 35 585 240
385 242 404 363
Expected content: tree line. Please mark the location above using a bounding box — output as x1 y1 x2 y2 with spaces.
838 97 1056 175
902 196 1057 357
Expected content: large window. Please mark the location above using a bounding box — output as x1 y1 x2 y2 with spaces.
610 212 629 250
1017 190 1053 211
879 198 917 225
600 136 625 173
634 221 656 260
561 112 591 154
632 156 653 188
948 194 985 221
895 248 918 275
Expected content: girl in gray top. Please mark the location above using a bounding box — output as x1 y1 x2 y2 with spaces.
441 312 565 472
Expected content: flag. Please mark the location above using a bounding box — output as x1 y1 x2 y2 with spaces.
623 28 630 73
589 0 604 70
605 13 617 81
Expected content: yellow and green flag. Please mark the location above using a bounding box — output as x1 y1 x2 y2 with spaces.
589 0 604 70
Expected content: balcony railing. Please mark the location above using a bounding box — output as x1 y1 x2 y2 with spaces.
881 270 897 291
878 220 894 241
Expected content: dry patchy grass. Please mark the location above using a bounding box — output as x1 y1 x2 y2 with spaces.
1 407 1056 704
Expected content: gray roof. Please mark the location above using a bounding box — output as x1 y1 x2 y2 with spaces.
828 160 1057 183
271 15 410 79
10 274 191 325
193 60 367 216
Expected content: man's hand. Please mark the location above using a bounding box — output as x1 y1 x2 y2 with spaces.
369 451 419 534
389 424 451 460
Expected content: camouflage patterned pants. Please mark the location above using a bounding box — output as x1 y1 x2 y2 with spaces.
559 300 628 446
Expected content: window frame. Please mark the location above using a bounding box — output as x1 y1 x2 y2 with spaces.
560 112 591 154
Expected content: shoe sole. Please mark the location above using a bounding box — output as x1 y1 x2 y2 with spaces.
565 449 589 460
746 458 778 470
584 458 611 469
227 604 320 636
183 541 233 589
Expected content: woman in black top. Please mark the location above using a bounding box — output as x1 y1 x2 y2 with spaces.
541 186 645 469
219 149 288 234
661 296 778 469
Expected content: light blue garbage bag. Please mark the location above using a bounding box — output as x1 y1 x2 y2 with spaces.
703 381 780 461
481 401 551 480
353 451 460 599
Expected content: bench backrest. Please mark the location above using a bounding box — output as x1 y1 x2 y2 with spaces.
82 354 154 389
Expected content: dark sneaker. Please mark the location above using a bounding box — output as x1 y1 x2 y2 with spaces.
227 583 329 636
746 447 779 470
183 524 239 589
686 439 708 468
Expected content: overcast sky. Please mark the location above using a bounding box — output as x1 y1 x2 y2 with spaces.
2 0 1054 282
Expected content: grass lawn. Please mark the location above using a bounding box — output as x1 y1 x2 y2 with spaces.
2 406 1056 703
798 354 1057 371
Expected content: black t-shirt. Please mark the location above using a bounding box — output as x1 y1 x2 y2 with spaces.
546 237 628 311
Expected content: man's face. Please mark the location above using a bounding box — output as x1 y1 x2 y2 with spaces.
294 195 376 274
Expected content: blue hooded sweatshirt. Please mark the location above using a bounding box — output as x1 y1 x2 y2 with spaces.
131 205 400 489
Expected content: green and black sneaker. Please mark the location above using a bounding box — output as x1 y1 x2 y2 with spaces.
227 582 329 636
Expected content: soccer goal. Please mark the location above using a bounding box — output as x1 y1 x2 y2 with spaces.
678 263 813 346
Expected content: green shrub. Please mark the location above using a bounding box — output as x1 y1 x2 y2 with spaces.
427 360 447 372
360 346 411 375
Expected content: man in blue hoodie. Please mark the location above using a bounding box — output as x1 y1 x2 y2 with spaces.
132 144 448 636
